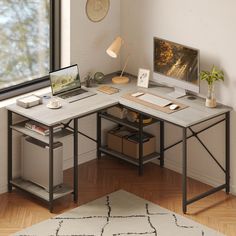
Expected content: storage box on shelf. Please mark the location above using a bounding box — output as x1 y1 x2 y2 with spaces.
107 126 156 159
123 133 155 159
106 105 127 119
107 126 134 153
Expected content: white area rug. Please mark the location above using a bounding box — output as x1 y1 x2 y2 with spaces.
13 190 224 236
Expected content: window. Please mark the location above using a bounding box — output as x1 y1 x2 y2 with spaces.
0 0 60 100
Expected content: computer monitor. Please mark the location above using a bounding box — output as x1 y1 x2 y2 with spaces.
152 37 200 98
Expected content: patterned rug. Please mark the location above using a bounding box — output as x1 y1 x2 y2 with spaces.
13 190 224 236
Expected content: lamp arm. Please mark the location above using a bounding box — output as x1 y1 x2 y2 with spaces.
120 54 130 77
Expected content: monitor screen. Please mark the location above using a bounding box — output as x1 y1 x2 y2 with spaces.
153 37 199 94
50 65 81 95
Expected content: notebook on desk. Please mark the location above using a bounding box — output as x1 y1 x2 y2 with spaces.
49 65 96 103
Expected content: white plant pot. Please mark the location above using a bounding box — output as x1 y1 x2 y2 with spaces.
205 98 216 108
205 84 217 108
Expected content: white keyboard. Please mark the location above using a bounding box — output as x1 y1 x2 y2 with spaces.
138 94 172 107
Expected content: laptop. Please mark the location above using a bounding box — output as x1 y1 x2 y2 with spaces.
49 64 96 103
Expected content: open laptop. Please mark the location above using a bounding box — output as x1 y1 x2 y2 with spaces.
49 64 96 103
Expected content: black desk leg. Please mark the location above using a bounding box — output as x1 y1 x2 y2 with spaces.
139 114 144 176
7 110 12 192
73 118 79 203
182 127 187 214
97 112 102 159
49 126 54 212
226 112 230 194
160 121 165 167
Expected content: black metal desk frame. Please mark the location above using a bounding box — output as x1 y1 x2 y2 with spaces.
97 104 231 214
7 105 230 214
164 112 230 213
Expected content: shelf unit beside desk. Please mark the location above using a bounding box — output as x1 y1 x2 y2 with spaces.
97 109 162 175
6 88 118 212
8 116 75 210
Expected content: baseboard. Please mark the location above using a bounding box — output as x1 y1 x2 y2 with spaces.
153 159 236 195
0 185 7 194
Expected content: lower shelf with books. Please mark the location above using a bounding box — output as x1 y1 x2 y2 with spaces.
25 120 64 136
11 121 73 144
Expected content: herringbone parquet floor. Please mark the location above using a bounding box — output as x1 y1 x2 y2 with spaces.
0 157 235 236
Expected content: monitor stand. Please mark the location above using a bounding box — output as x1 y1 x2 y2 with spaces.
167 87 186 99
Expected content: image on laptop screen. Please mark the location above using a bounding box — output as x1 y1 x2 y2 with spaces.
50 65 81 95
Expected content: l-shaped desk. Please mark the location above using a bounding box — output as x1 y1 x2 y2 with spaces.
6 77 231 213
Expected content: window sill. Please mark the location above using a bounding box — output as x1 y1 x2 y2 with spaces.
0 86 51 108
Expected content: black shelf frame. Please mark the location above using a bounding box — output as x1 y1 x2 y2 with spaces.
100 146 160 166
99 112 159 131
98 107 162 175
7 111 78 212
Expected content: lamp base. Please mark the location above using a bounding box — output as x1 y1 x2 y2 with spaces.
112 76 129 84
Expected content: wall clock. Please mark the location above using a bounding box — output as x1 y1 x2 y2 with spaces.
86 0 110 22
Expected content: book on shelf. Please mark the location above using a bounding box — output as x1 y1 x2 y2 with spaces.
127 133 151 143
25 121 63 136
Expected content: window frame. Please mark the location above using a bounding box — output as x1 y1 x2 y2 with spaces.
0 0 61 101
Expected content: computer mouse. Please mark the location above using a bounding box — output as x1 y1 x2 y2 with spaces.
169 104 179 110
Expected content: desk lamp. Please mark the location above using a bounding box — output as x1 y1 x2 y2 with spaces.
106 36 130 84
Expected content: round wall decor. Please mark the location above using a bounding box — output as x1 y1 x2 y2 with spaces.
86 0 110 22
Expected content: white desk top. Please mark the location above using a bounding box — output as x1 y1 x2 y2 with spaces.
6 77 232 127
7 91 118 126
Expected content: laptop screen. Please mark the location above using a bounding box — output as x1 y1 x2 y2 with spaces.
49 64 81 96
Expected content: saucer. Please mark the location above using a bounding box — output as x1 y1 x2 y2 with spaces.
46 103 62 109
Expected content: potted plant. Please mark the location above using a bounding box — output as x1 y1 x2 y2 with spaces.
200 65 224 108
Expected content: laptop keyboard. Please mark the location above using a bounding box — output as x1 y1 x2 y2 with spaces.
59 89 87 99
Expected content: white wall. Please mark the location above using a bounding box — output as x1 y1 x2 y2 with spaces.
120 0 236 193
69 0 121 79
61 0 71 67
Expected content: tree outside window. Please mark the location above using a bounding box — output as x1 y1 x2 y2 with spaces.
0 0 50 90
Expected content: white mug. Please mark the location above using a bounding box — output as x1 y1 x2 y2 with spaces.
48 99 60 108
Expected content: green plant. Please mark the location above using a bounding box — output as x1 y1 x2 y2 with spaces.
200 65 224 85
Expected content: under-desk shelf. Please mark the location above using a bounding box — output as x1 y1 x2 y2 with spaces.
99 112 159 131
11 121 73 144
99 146 160 166
11 178 73 201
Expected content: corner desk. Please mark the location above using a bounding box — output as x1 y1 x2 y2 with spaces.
6 77 231 213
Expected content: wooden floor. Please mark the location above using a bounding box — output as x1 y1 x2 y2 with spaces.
0 157 236 236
